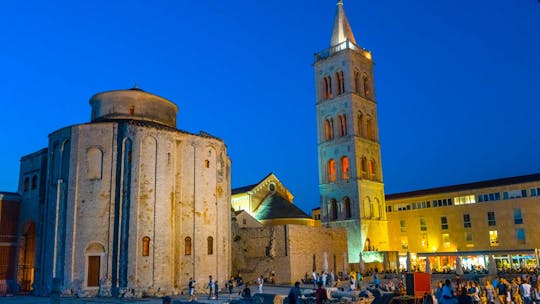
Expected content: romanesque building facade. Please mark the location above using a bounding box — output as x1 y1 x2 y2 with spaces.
17 88 231 297
314 0 389 263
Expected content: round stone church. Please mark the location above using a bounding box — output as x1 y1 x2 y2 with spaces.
27 88 231 297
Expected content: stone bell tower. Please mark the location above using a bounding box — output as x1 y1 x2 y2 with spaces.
314 0 389 262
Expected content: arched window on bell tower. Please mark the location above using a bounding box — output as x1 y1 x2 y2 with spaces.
369 159 377 180
357 111 364 137
338 114 347 136
361 157 368 178
344 197 352 219
363 76 371 98
335 70 345 95
327 159 336 182
330 199 338 220
324 118 334 140
366 115 374 140
354 70 361 93
340 156 349 180
322 76 333 99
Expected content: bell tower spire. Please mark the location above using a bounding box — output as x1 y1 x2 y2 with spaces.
330 0 357 47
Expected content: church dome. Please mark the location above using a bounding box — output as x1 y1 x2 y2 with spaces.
89 88 178 128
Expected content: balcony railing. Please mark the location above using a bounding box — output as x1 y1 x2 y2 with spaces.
314 40 372 62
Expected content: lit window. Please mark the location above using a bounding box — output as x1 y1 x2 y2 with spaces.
489 230 499 246
327 159 336 182
142 236 150 257
441 216 448 230
513 208 523 224
454 195 476 205
207 236 213 255
369 160 377 179
421 233 428 248
487 211 496 226
340 156 349 180
185 237 192 255
516 228 526 244
400 236 408 250
442 233 450 248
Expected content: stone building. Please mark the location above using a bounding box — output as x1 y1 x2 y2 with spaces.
231 174 348 285
314 0 389 263
17 88 231 297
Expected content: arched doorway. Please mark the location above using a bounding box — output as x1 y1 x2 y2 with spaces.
17 222 36 291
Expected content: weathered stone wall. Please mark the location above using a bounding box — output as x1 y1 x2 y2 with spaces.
232 224 348 285
287 225 348 283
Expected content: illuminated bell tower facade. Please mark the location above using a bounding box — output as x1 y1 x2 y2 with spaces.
314 0 389 263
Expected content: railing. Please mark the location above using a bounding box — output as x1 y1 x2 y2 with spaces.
314 40 371 62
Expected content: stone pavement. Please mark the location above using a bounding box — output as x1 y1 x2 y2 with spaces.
0 285 307 304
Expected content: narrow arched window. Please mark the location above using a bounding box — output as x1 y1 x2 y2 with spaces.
142 236 150 256
185 237 192 256
24 177 29 192
338 114 347 136
366 115 374 140
207 236 214 255
87 147 103 180
331 199 338 220
340 156 349 180
31 175 38 190
357 111 364 137
322 76 333 99
204 160 210 168
324 119 334 140
327 159 336 182
369 160 377 179
363 76 370 98
361 157 368 176
344 197 352 219
354 70 361 93
335 71 345 95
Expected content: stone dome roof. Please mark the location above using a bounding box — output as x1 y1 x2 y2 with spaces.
89 88 178 128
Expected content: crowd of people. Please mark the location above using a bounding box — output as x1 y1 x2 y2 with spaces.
433 276 540 304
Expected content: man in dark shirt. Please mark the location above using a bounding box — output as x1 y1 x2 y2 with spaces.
316 281 328 304
288 282 301 304
498 279 508 304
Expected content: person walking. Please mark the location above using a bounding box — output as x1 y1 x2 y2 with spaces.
207 275 215 299
257 275 264 293
188 278 196 301
288 282 301 304
214 280 219 299
497 279 509 304
521 279 532 304
485 281 495 304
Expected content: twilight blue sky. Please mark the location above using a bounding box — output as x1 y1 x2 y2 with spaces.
1 1 539 213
